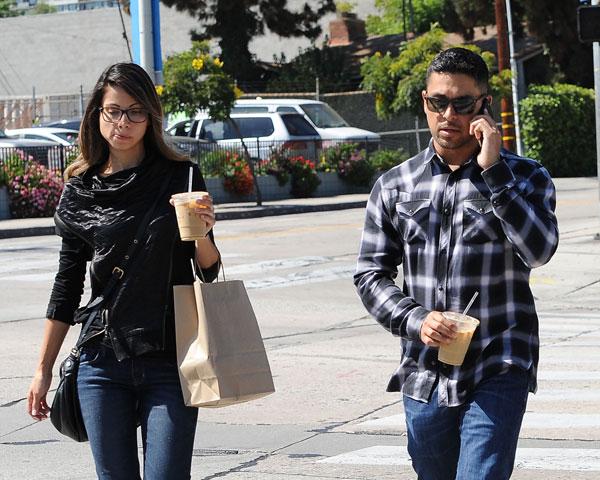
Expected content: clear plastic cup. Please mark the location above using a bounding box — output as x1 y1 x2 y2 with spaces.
172 191 210 241
437 312 480 366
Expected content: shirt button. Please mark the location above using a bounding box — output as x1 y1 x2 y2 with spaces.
438 286 444 291
443 207 450 216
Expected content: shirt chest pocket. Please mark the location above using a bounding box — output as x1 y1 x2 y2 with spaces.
396 199 431 243
462 199 502 243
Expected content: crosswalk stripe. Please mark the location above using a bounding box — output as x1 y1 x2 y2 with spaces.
537 370 600 380
318 445 600 471
350 411 600 433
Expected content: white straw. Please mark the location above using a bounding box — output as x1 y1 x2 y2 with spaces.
462 291 479 316
187 166 193 192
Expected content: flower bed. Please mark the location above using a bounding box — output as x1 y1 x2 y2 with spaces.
1 151 64 218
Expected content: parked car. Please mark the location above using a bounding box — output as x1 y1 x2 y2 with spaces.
6 127 79 146
231 98 380 147
0 129 60 167
41 118 82 131
166 112 322 161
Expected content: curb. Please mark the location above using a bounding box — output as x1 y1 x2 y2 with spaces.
0 200 368 240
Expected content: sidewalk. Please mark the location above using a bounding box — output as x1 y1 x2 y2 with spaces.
0 194 370 239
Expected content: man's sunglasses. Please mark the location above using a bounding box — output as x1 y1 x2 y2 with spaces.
424 94 487 115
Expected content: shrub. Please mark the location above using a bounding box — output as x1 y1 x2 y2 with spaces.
266 148 291 186
520 83 596 177
222 153 254 196
288 156 320 198
7 161 64 218
199 149 231 177
321 142 360 171
370 148 410 172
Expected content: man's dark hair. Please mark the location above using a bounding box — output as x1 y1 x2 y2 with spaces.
426 48 489 92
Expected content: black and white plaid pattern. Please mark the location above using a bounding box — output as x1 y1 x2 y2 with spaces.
354 143 558 406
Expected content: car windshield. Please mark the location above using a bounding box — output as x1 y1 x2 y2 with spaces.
300 104 349 128
54 132 79 144
0 130 7 139
281 114 318 136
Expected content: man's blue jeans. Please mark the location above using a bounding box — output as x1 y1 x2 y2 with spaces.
403 367 529 480
77 343 198 480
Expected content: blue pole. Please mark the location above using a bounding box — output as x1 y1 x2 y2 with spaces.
131 0 140 65
151 0 163 85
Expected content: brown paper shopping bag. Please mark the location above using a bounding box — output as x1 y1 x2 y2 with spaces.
173 278 275 408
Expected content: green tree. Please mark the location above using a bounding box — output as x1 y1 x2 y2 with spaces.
361 25 506 118
159 0 336 84
366 0 446 36
266 45 354 93
0 0 18 17
29 1 58 14
444 0 495 41
160 41 238 120
517 0 593 87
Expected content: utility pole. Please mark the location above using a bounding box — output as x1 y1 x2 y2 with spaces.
494 0 516 152
593 0 600 239
131 0 163 85
505 0 523 155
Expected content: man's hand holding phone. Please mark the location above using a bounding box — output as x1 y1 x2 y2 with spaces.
470 98 502 170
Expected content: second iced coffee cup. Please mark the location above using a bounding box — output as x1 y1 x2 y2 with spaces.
438 312 480 366
172 191 210 241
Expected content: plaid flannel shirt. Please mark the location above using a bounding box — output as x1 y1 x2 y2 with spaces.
354 143 558 406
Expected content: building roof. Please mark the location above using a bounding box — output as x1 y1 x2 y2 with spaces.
0 1 379 97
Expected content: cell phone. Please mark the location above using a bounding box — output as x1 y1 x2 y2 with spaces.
478 98 489 115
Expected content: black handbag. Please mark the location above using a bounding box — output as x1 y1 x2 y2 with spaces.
50 347 88 442
50 175 172 442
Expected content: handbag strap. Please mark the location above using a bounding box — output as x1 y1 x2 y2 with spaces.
108 172 173 298
75 170 173 348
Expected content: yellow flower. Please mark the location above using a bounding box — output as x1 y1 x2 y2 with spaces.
374 51 382 58
213 58 224 68
155 85 164 96
233 86 244 99
192 58 204 71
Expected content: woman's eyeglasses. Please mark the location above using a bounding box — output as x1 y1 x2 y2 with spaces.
99 106 148 124
424 94 487 115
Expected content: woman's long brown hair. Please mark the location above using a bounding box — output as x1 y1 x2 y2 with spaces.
65 62 186 179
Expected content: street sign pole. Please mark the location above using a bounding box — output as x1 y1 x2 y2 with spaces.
593 0 600 240
130 0 163 86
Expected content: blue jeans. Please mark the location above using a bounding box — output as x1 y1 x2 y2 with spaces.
77 343 198 480
403 367 529 480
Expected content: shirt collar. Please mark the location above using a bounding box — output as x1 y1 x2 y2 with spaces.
425 139 480 173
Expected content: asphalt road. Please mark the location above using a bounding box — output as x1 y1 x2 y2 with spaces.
0 178 599 479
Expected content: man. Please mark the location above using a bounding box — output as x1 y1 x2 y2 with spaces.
354 48 558 479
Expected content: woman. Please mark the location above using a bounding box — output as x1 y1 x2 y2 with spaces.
27 63 220 479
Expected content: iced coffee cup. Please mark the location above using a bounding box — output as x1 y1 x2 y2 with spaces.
437 312 480 366
172 191 210 241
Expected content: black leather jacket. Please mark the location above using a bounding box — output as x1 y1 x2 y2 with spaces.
47 156 218 360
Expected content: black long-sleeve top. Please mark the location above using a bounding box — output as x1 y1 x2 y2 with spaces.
46 157 219 359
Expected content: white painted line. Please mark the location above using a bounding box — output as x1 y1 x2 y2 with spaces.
523 413 600 429
245 265 355 289
514 448 600 471
228 256 330 275
1 273 56 282
546 342 600 348
352 411 600 433
532 389 600 402
352 415 405 432
318 445 411 466
539 312 600 320
319 445 600 471
537 371 600 380
0 259 57 274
